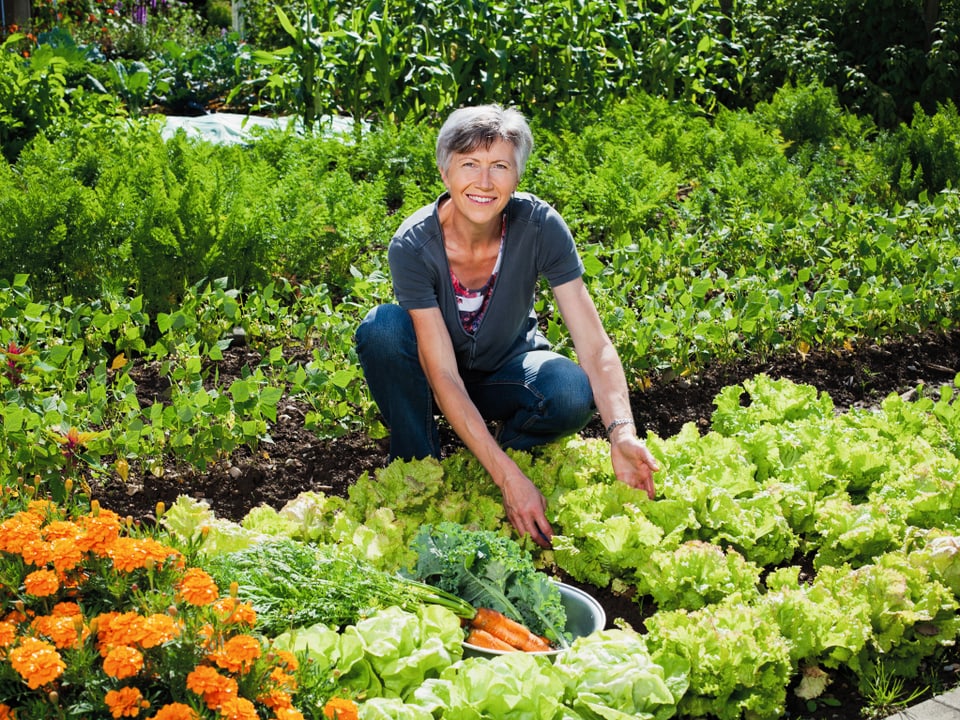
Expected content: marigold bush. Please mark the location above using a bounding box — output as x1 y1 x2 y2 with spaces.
0 480 306 720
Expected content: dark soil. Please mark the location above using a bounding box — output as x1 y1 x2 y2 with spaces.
89 329 960 719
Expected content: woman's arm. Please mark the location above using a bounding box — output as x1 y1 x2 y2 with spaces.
407 307 555 546
552 278 659 498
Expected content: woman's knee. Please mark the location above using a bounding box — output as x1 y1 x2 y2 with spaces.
541 362 595 431
356 304 414 356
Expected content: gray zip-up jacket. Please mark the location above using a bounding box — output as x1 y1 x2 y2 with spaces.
388 192 584 373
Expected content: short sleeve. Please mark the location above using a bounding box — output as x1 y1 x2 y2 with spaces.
388 239 440 310
538 203 584 288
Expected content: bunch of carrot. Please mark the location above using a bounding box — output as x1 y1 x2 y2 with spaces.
463 607 553 652
393 574 556 652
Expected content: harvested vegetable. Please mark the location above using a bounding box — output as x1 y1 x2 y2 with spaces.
405 522 569 646
470 607 552 652
465 628 517 652
206 538 475 634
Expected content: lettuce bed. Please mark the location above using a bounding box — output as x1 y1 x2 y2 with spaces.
160 374 960 719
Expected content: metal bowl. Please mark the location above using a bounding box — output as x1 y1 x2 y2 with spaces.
462 581 606 659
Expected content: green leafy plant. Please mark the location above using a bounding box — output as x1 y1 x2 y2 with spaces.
638 540 762 611
205 538 474 635
405 522 568 643
646 596 794 720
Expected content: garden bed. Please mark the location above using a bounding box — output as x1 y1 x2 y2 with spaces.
88 328 960 718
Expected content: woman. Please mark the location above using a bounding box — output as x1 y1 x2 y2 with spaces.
355 104 658 548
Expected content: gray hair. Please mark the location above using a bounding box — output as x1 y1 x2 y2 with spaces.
436 105 534 178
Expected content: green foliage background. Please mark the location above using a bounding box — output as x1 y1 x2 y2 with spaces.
1 0 960 482
236 0 959 128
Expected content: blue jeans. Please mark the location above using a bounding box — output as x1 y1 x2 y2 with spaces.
355 303 595 461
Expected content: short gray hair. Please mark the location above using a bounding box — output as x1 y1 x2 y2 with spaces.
436 105 534 178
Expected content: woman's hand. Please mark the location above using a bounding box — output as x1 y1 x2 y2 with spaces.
498 469 554 548
610 429 659 499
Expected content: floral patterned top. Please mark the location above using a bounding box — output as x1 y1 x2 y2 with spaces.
450 218 506 334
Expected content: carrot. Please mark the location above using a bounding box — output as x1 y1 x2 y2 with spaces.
465 628 518 652
469 607 552 652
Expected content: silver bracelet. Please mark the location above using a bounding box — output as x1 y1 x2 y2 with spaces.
605 418 635 436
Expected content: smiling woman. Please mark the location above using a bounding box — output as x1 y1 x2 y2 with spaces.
354 104 659 550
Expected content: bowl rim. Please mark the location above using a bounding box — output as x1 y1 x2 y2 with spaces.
461 580 606 657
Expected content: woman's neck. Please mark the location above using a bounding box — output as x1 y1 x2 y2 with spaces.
439 196 502 251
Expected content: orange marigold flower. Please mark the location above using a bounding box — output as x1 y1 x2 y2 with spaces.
0 621 18 648
78 509 122 553
97 611 146 650
105 686 149 718
42 519 80 542
186 664 219 689
268 667 297 691
5 610 27 625
20 536 52 567
208 634 261 674
107 537 180 573
23 568 59 597
218 697 258 720
51 601 81 616
26 500 56 518
213 597 257 627
103 645 144 679
275 708 305 720
0 702 15 719
92 611 119 640
148 703 199 720
273 649 299 671
322 698 358 720
9 637 65 689
186 665 237 710
140 613 181 649
31 613 87 649
178 568 219 606
49 537 84 574
258 688 293 711
0 513 42 554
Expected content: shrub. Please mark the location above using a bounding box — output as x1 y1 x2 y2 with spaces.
878 100 960 198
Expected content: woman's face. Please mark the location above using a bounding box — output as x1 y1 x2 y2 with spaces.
439 138 519 229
